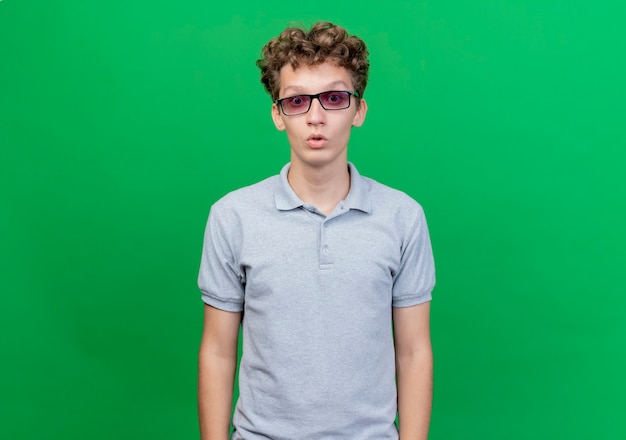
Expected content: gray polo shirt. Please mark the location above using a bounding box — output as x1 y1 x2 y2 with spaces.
198 162 435 440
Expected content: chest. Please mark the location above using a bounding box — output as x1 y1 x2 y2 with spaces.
236 209 403 310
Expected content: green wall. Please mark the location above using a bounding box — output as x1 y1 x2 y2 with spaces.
1 1 625 438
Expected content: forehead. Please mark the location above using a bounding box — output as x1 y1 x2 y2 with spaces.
279 62 354 96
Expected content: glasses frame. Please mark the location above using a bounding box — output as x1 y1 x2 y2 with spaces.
275 90 360 116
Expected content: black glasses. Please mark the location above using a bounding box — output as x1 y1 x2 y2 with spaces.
275 90 359 116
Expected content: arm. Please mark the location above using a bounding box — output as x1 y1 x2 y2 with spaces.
393 301 433 440
198 304 242 440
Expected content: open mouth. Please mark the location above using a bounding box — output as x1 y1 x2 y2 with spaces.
307 134 327 148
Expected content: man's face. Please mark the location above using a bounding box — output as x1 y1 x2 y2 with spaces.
271 62 367 171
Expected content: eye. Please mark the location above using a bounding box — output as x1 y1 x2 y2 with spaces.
286 96 307 107
322 92 349 108
327 93 343 103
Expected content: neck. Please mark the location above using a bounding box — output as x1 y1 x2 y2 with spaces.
288 161 350 215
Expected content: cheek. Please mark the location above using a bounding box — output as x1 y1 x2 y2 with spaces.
342 115 358 132
283 124 301 141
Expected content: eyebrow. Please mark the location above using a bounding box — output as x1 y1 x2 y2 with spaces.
283 80 350 95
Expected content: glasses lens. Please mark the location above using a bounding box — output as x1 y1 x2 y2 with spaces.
281 95 311 115
320 91 351 110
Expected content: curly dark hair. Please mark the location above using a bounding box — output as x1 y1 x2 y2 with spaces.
256 21 370 101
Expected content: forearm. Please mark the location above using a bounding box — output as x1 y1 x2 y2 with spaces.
396 346 433 440
198 348 237 440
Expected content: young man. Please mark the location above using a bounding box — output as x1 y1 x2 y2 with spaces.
198 21 435 440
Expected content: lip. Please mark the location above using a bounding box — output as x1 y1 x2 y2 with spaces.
306 134 327 149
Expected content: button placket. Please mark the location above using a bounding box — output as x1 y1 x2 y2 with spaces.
319 219 333 269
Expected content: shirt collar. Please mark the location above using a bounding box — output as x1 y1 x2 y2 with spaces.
274 162 372 213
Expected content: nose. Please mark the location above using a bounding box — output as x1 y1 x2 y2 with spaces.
306 97 326 125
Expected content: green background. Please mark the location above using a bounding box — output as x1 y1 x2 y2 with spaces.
2 1 625 438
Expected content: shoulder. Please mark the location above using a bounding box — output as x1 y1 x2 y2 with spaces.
211 174 279 215
202 175 280 250
361 175 426 220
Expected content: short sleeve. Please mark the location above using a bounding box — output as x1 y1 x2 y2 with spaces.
391 204 436 307
197 204 245 312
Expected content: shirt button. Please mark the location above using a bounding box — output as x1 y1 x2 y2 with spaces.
323 246 330 254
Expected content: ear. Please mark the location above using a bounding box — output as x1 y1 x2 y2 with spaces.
351 98 368 127
272 103 286 131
